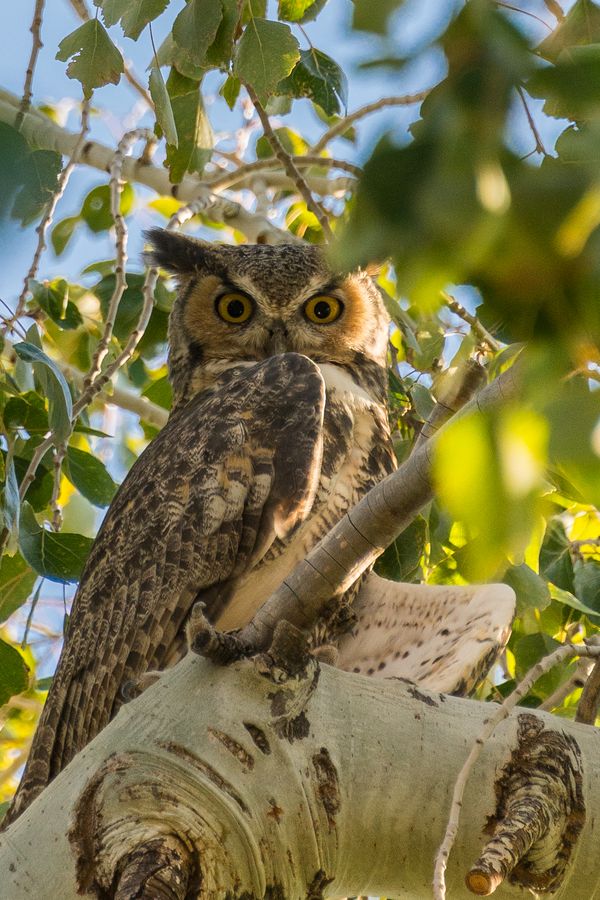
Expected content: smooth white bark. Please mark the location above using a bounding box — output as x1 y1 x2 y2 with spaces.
1 654 598 899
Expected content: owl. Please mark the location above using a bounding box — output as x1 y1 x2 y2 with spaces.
4 232 514 826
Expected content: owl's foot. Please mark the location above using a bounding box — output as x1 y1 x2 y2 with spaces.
187 602 251 665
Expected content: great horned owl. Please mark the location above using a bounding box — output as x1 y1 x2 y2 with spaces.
5 232 514 825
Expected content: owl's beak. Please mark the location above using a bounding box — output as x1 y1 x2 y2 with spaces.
265 322 288 355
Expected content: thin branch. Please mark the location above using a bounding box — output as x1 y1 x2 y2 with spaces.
543 0 565 22
441 291 501 352
5 100 91 335
575 659 600 724
67 0 153 108
205 154 361 191
50 444 66 531
434 641 600 900
517 86 547 157
0 93 290 243
495 2 553 32
15 0 45 131
245 84 334 241
84 128 155 389
539 657 593 710
412 358 487 452
311 91 431 154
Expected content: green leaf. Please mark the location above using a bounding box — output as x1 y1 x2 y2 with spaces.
3 393 49 434
1 454 20 544
538 0 600 62
234 18 300 104
527 44 600 120
30 279 84 330
375 516 426 582
64 447 118 508
514 632 561 681
149 66 178 146
142 375 172 410
539 519 575 592
11 149 62 226
80 182 134 233
0 553 37 623
172 0 223 67
221 74 241 109
95 0 170 41
352 0 405 33
51 215 80 256
154 33 205 80
56 19 125 98
278 0 323 21
205 0 238 68
279 48 347 116
0 639 29 706
11 454 53 512
19 502 93 584
164 70 213 183
502 562 551 615
574 559 600 614
548 582 599 617
13 342 73 442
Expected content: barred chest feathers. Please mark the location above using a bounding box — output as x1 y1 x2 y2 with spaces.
215 361 396 631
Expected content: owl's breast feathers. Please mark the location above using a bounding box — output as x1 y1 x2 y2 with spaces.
11 352 372 824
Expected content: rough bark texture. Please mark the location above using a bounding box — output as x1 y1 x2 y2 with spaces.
0 655 597 899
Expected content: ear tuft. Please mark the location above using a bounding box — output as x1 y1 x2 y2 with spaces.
143 228 213 275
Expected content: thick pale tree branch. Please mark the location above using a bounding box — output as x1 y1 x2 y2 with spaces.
0 654 598 898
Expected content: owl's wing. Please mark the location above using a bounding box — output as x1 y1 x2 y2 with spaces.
9 353 325 822
336 573 515 694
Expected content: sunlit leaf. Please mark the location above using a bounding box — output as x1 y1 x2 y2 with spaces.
19 502 93 584
234 18 300 104
80 183 134 233
56 20 124 98
549 582 598 616
164 70 213 182
29 279 84 330
540 519 575 592
538 0 600 62
503 562 551 615
51 215 80 256
278 0 323 21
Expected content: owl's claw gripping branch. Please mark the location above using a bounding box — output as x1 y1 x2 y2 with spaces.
187 603 251 665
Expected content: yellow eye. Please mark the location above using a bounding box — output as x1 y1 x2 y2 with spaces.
303 295 344 325
216 292 254 324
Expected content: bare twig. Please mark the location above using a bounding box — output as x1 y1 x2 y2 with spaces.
539 657 593 710
433 641 600 900
6 100 91 335
575 659 600 724
496 2 553 32
245 84 334 241
67 0 153 108
517 86 547 157
441 291 501 352
84 128 155 389
15 0 45 131
205 154 361 191
50 444 66 531
311 91 431 154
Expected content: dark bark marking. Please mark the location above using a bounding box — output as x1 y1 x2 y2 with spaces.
207 728 255 771
158 741 250 815
407 685 439 708
312 748 340 831
243 722 271 755
306 869 334 899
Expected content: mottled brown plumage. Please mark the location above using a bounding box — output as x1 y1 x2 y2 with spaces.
6 233 397 823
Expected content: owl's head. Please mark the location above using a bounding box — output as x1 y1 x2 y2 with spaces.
145 229 390 409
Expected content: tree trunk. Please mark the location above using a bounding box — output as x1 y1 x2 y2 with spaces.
0 653 597 899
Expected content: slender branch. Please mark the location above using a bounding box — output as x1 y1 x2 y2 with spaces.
0 94 290 243
50 444 66 531
205 154 361 191
15 0 45 131
311 91 431 154
434 641 600 900
575 659 600 724
539 657 593 711
66 0 153 108
495 3 553 32
542 0 565 22
440 291 501 352
412 358 487 452
517 86 547 157
245 84 334 241
5 100 91 335
84 128 155 389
